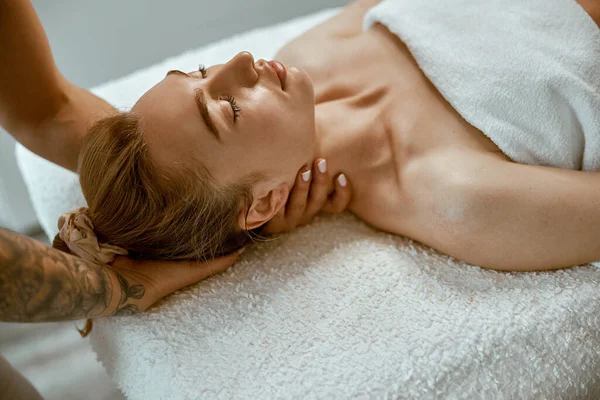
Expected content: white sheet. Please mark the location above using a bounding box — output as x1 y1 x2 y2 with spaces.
15 7 600 400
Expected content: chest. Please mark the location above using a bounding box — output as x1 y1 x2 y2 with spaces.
277 23 496 156
275 20 502 232
277 24 411 102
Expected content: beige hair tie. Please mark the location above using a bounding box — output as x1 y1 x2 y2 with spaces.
58 207 128 264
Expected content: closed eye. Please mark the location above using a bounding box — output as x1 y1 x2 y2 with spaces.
195 64 240 123
219 95 241 122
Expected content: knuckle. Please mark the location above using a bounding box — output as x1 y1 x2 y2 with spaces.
290 190 308 203
312 170 327 183
293 182 310 194
291 195 308 206
297 178 311 189
308 190 327 205
303 204 317 216
289 203 305 215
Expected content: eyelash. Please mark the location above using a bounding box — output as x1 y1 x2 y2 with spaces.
198 64 207 78
220 95 241 122
199 64 241 122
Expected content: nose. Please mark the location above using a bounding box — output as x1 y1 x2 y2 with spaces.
208 51 257 91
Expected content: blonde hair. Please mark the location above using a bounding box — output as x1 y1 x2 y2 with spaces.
54 112 260 262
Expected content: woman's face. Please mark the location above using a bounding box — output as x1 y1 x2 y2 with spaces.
132 51 316 186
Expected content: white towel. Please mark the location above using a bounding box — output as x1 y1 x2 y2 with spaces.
14 6 600 400
364 0 600 170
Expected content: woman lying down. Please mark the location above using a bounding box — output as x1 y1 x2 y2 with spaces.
55 0 600 272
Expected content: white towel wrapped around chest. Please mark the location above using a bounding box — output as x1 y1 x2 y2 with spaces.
364 0 600 170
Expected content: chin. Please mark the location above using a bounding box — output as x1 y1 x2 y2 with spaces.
288 66 314 97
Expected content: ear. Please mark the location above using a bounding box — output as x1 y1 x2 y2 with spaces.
240 183 289 230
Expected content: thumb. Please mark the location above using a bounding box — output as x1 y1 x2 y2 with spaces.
189 248 244 279
148 250 242 303
114 248 245 308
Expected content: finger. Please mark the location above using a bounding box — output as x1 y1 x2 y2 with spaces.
109 250 241 310
284 166 312 222
303 158 330 220
188 250 241 279
262 206 286 235
322 173 352 213
157 251 240 300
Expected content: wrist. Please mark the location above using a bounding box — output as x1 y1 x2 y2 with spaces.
100 265 148 316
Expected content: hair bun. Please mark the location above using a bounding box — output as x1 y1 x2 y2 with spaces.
57 207 128 264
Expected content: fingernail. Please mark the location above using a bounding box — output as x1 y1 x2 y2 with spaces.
301 170 311 182
237 247 246 255
317 159 327 174
337 173 347 187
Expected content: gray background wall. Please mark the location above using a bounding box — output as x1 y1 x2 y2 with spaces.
32 0 347 89
0 0 347 233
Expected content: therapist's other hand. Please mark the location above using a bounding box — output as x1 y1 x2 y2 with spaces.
108 251 240 312
263 158 352 235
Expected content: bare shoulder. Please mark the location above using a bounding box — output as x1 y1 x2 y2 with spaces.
277 0 381 57
398 148 511 252
401 148 508 203
576 0 600 28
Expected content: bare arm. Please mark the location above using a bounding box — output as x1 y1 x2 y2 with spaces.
0 227 239 322
0 227 137 321
0 0 115 172
405 151 600 271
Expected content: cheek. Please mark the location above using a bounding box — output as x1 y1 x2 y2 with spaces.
241 89 315 154
243 107 287 143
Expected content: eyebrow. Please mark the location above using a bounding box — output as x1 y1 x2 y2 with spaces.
166 69 221 142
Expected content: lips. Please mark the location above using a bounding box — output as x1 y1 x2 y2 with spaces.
267 60 287 90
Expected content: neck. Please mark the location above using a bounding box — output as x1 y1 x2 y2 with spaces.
312 102 361 182
312 95 390 190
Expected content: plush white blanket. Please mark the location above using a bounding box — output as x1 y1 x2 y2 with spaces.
15 7 600 400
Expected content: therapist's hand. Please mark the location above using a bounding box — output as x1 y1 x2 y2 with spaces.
263 158 353 235
107 158 352 313
0 226 241 322
107 250 241 313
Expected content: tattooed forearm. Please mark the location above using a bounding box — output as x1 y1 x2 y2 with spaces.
111 273 144 316
0 228 142 322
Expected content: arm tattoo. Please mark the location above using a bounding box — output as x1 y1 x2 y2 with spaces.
0 228 143 322
111 273 144 316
